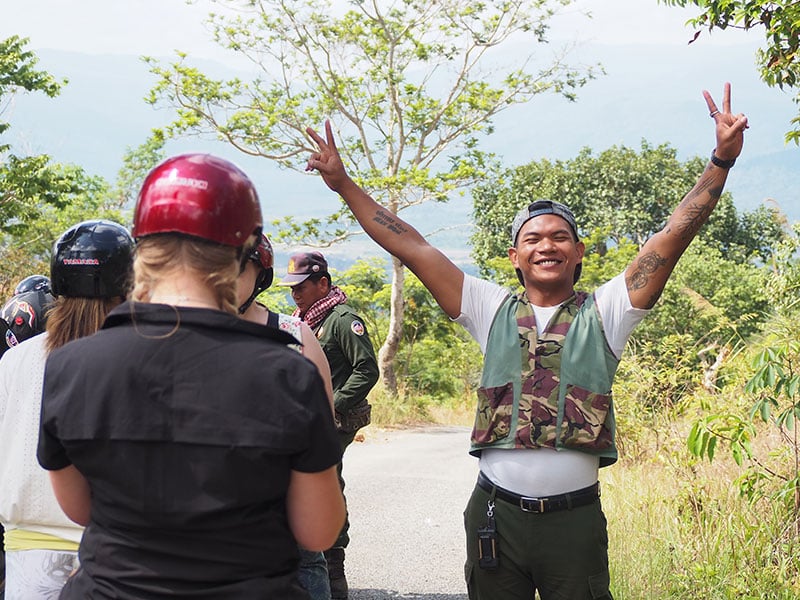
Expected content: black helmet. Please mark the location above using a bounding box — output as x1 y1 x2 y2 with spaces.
1 288 55 350
0 319 10 359
50 220 135 298
14 275 51 295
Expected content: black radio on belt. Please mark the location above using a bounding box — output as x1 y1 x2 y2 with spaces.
478 502 499 570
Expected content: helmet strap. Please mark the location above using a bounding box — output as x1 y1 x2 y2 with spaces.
237 268 274 314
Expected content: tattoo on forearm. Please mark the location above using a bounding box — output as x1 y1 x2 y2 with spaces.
674 175 723 240
626 251 667 291
374 209 408 236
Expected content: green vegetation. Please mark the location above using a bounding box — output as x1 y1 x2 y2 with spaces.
0 36 127 296
307 209 800 596
257 258 483 424
604 446 800 598
604 276 800 597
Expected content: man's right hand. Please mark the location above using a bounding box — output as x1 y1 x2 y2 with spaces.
306 120 353 194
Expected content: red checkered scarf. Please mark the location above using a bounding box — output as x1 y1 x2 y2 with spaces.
294 285 348 330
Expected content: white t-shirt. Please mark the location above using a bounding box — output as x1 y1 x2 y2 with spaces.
0 333 84 543
455 273 649 496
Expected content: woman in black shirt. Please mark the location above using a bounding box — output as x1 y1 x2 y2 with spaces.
38 153 345 599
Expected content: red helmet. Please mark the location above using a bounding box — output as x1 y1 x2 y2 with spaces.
249 233 274 272
239 233 275 313
133 153 262 248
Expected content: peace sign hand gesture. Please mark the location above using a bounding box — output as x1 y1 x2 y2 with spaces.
306 120 352 194
704 82 748 163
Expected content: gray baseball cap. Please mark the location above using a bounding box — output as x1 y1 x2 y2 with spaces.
510 200 579 245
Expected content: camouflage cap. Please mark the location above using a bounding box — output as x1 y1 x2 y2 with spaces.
511 199 579 245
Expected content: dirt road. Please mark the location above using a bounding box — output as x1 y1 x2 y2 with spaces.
342 425 477 600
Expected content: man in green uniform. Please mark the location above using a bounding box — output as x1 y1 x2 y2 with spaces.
280 251 379 599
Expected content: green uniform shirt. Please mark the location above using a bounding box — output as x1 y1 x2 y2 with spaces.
313 304 379 415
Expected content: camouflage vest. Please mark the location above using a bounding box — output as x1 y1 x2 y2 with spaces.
469 290 620 467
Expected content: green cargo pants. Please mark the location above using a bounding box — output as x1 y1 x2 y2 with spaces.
463 478 613 600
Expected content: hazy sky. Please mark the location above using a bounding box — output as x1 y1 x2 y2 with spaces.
3 0 796 262
5 0 770 153
5 0 754 60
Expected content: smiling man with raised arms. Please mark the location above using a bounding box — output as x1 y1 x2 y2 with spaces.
304 83 747 599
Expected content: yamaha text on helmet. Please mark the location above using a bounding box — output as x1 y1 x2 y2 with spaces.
50 220 135 298
0 288 55 352
133 154 262 258
239 233 275 314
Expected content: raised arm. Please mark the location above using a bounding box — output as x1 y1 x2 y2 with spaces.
625 83 749 309
306 122 465 319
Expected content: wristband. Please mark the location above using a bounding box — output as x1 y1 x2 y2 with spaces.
710 150 735 169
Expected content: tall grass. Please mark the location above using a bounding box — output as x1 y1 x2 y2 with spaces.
603 432 800 599
367 384 474 428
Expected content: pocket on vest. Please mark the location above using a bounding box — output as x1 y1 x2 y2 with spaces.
471 382 513 445
559 384 613 450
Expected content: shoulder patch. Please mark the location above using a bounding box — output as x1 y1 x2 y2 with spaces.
350 320 365 336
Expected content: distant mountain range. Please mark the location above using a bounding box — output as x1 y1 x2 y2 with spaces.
6 43 798 271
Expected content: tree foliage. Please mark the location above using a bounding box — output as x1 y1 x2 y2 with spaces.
113 130 167 208
0 157 120 245
252 256 483 404
143 0 599 394
1 36 70 232
471 141 786 269
687 225 800 523
660 0 800 144
0 35 62 144
0 36 125 298
633 239 770 355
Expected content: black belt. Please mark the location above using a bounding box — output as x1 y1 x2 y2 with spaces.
477 471 599 514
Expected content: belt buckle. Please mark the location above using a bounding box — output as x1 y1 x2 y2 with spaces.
519 496 545 513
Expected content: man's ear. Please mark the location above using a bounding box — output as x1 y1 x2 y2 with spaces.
508 246 519 269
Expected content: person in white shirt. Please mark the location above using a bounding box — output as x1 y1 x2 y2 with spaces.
0 220 133 599
302 83 747 599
